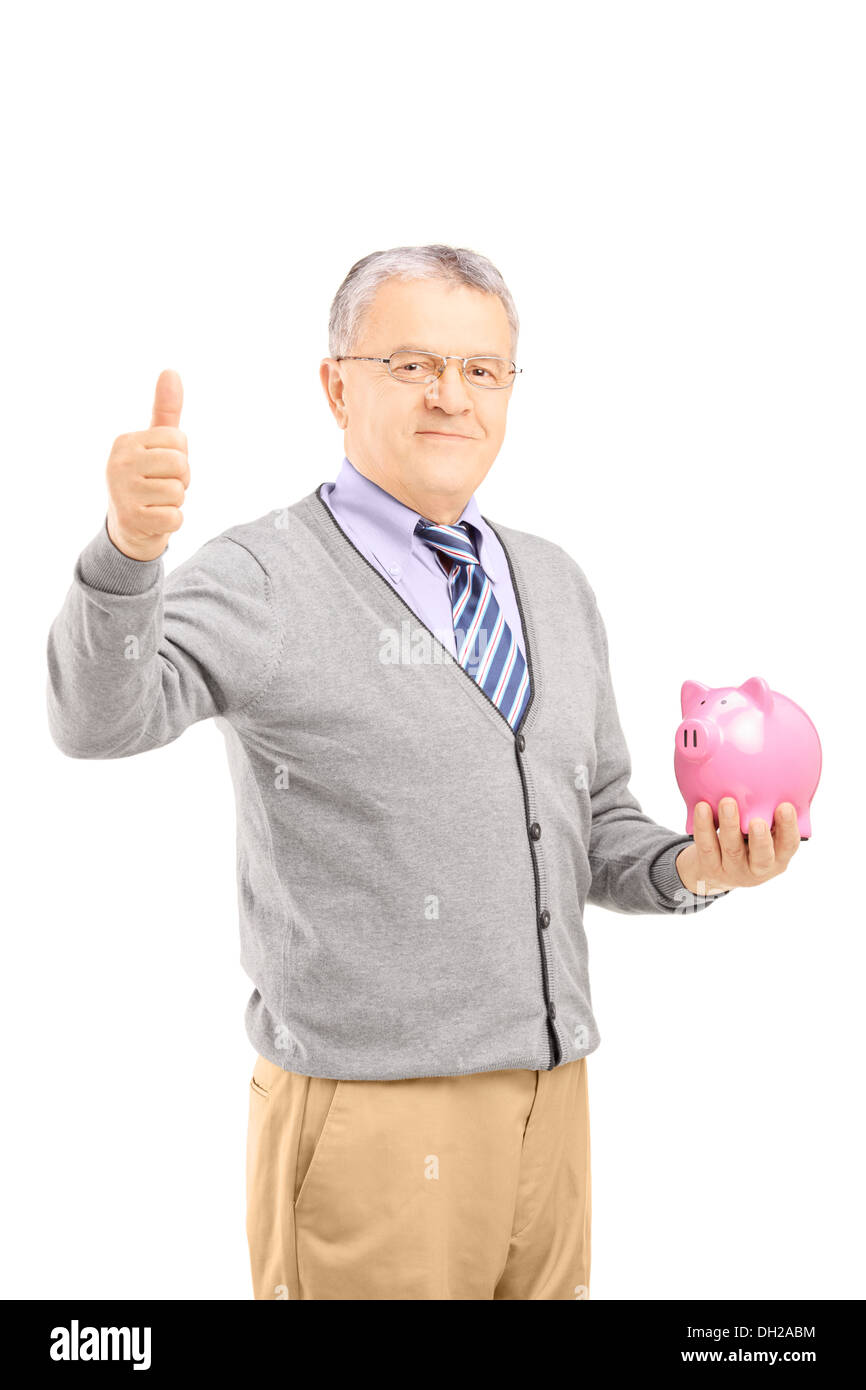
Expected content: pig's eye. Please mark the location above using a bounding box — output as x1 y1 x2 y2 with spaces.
700 700 705 705
721 699 727 704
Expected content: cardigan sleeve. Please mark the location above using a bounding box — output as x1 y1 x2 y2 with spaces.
585 593 730 916
46 516 282 759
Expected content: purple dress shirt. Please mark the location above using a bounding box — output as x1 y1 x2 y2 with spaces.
320 455 527 662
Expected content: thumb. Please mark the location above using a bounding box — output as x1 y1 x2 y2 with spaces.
150 368 184 428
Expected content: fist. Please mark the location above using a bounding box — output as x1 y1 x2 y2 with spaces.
106 369 189 561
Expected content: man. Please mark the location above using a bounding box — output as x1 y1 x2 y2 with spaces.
46 243 801 1301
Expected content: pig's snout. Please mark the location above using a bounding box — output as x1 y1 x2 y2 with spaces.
675 717 718 763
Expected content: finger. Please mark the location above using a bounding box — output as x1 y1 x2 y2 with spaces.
151 369 183 429
139 446 190 486
692 801 723 879
746 814 776 877
771 802 802 865
717 796 748 871
142 426 188 453
136 476 186 508
133 505 184 535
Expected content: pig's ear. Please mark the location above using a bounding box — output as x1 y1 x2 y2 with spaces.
739 676 774 712
681 680 710 715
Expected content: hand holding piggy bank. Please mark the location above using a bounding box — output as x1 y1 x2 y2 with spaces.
675 677 822 838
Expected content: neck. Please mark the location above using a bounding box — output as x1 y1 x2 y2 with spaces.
348 456 469 526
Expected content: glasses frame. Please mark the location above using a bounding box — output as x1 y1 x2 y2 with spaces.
334 346 522 390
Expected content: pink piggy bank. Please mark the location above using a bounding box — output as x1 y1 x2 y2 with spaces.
674 677 821 839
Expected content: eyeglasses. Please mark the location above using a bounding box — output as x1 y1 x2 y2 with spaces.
334 347 522 390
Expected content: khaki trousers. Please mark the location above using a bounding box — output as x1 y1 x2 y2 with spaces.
245 1052 591 1300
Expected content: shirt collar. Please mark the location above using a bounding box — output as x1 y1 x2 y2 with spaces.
329 456 498 583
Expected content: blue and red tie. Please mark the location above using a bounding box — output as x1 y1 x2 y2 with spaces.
414 517 531 730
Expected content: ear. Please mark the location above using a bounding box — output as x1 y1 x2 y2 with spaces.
680 680 710 716
739 676 774 713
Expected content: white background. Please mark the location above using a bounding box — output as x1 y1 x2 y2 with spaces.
1 0 863 1300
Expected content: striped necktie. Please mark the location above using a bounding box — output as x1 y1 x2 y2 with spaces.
414 517 531 730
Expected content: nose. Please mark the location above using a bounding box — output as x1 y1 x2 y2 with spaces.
675 717 717 763
428 358 473 406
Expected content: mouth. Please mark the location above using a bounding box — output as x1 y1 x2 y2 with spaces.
416 431 473 440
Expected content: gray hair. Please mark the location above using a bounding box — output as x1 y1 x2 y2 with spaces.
327 244 519 361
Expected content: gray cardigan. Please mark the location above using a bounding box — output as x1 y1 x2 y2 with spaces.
46 485 726 1080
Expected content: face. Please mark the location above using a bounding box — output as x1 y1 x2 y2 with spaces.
319 277 515 523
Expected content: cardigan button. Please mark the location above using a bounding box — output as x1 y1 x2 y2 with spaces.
515 734 526 752
539 909 551 928
529 822 541 841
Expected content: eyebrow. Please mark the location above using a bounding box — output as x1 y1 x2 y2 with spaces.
390 345 511 357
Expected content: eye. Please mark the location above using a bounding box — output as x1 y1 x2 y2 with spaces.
700 700 705 705
721 699 727 704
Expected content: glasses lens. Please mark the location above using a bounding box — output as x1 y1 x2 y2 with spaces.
464 357 514 388
388 352 515 388
389 351 442 382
